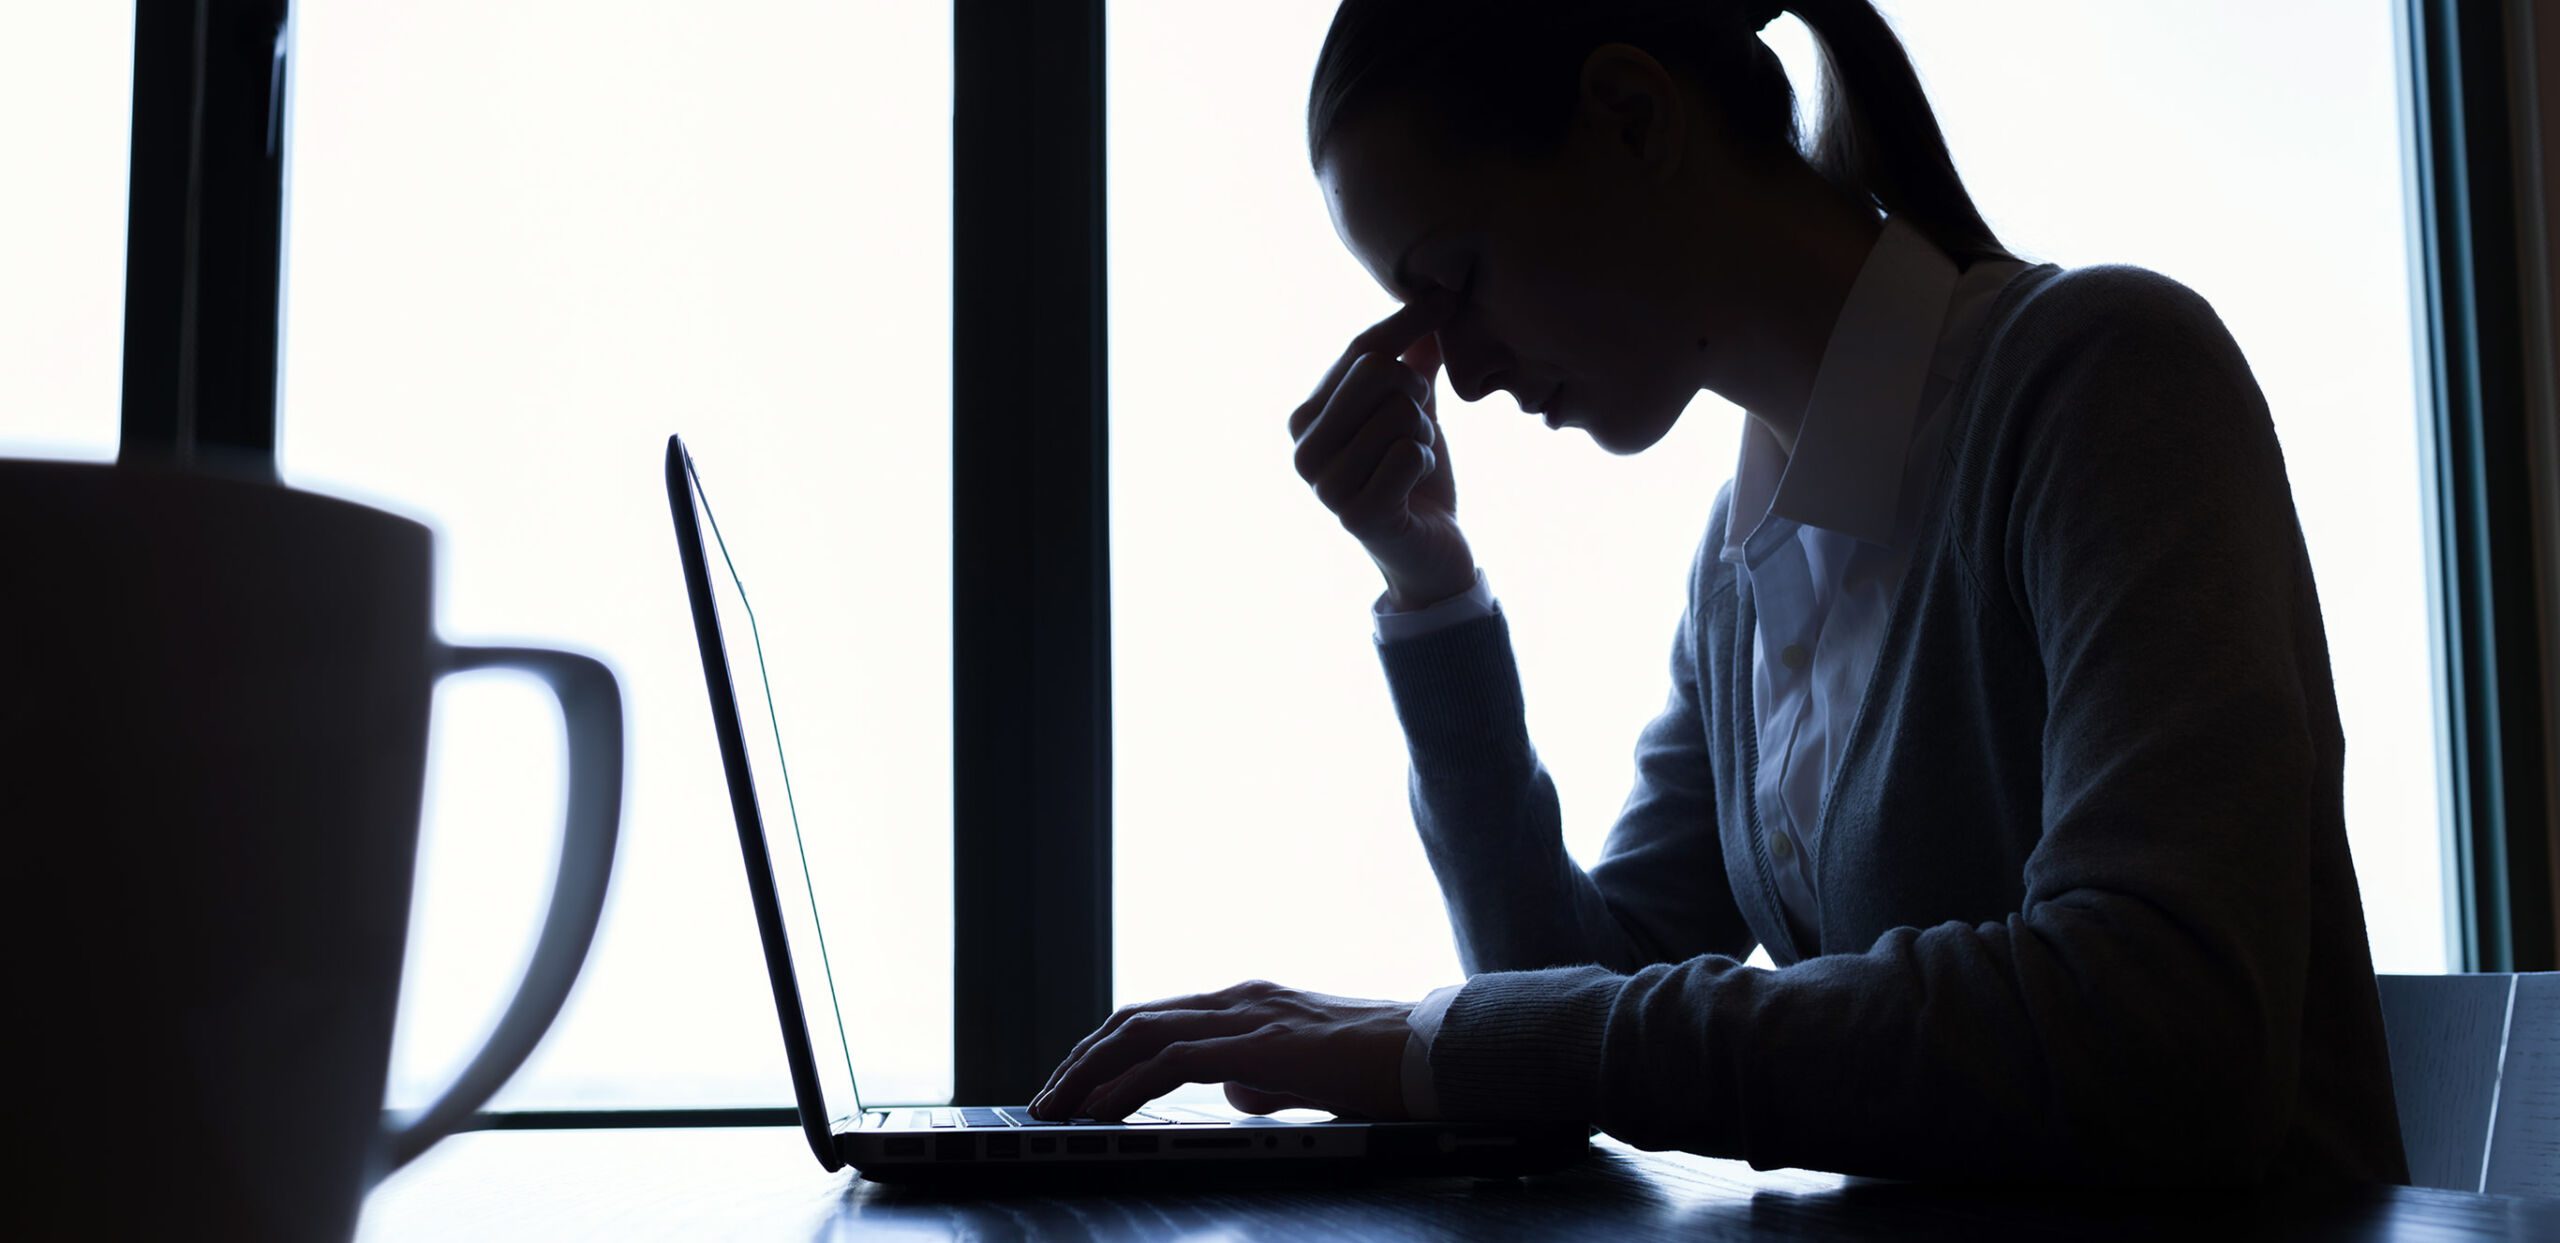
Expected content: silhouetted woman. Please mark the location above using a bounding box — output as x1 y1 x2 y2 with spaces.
1033 0 2409 1184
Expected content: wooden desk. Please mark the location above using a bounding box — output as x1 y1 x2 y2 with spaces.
355 1125 2558 1240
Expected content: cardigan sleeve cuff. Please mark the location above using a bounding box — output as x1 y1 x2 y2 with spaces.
1399 983 1465 1119
1374 608 1535 776
1427 965 1622 1123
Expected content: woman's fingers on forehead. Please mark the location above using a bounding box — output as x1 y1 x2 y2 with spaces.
1355 288 1453 357
1295 356 1421 474
1293 351 1394 443
1291 293 1455 438
1400 328 1443 382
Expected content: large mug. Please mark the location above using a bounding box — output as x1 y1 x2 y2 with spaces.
8 460 623 1240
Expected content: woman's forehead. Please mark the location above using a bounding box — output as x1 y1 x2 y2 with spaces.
1318 113 1464 299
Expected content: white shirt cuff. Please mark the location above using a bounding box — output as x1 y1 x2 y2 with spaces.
1372 569 1497 644
1399 982 1466 1120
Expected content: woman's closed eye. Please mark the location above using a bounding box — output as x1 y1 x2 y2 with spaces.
1407 260 1471 306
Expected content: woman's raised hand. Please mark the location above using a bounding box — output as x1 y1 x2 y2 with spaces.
1287 295 1478 610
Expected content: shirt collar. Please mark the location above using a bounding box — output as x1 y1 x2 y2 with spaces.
1721 216 1962 562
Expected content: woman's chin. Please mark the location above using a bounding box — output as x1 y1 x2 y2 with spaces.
1581 409 1681 456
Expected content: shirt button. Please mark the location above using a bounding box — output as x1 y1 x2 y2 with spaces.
1770 831 1795 862
1780 643 1809 671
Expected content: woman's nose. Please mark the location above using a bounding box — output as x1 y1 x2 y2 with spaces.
1435 325 1507 404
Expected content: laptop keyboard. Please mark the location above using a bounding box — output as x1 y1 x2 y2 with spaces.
914 1106 1189 1128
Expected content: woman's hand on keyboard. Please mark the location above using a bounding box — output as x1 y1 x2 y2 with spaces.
1027 979 1414 1123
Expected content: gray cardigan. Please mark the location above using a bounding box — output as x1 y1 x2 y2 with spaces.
1378 263 2410 1184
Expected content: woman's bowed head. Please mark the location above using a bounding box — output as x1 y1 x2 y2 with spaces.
1293 0 2005 608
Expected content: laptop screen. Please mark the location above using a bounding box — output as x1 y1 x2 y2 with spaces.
669 438 866 1132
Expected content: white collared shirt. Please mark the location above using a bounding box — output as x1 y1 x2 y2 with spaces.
1377 217 2026 1115
1721 218 2028 941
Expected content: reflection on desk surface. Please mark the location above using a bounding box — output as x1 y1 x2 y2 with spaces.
358 1125 2560 1242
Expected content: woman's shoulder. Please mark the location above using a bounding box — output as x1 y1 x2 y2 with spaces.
1951 259 2282 530
1982 261 2247 374
1933 261 2296 654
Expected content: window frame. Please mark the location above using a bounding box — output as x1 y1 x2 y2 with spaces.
121 0 287 476
948 0 1115 1104
113 0 2552 1121
2401 0 2557 973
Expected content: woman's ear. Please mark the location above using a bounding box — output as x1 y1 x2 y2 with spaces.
1575 43 1690 182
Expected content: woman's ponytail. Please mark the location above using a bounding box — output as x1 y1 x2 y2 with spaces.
1309 0 2010 263
1785 0 2010 263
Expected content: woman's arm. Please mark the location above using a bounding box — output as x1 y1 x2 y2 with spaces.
1377 544 1753 977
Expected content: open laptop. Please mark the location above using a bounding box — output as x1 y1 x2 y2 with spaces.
662 433 1589 1183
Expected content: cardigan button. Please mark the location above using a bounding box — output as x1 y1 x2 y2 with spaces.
1771 831 1796 862
1780 643 1809 670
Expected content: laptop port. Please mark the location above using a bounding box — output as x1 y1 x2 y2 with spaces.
987 1134 1021 1159
1116 1135 1159 1154
1029 1136 1057 1155
1170 1135 1252 1150
1064 1135 1107 1155
934 1136 974 1162
884 1137 924 1158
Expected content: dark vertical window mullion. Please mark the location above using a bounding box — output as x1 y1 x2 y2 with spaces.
951 0 1112 1102
120 0 291 476
2406 0 2555 972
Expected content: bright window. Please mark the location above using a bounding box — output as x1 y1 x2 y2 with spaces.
0 5 130 462
283 1 953 1109
1108 0 2445 1051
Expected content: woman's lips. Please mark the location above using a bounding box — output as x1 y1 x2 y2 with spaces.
1536 384 1566 426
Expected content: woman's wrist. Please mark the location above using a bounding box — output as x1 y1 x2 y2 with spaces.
1382 569 1480 613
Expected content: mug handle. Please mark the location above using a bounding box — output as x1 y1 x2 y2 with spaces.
380 643 625 1172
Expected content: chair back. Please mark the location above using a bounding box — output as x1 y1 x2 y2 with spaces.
2375 972 2558 1195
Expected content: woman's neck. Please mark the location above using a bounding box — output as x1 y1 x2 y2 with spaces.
1697 164 1884 456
